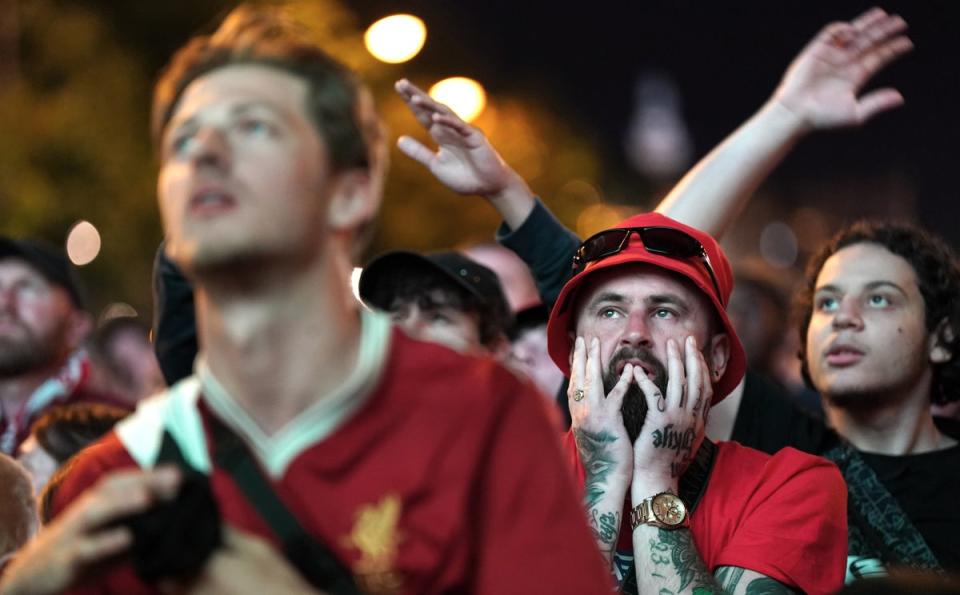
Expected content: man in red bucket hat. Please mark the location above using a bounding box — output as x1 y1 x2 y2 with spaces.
546 213 846 595
393 90 849 595
390 7 915 591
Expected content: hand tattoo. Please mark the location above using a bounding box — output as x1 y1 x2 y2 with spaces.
652 424 695 455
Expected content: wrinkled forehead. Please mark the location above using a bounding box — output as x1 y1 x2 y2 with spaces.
816 242 920 294
573 263 716 320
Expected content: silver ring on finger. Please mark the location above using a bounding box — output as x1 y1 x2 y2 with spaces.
573 388 585 402
657 394 667 412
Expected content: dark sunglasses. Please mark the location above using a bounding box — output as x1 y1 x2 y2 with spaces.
571 226 725 306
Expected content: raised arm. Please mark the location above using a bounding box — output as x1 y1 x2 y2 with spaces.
395 79 537 231
656 7 911 238
396 79 579 306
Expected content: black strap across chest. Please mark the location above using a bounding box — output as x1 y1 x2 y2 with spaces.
157 418 361 594
823 441 943 573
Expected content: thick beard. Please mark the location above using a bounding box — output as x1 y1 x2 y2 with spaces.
0 319 68 378
602 346 668 443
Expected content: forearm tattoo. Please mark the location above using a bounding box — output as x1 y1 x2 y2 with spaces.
715 567 743 592
573 428 619 508
647 529 717 593
589 509 620 555
652 423 696 478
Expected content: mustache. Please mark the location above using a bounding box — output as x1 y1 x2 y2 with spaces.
607 346 668 391
602 346 668 443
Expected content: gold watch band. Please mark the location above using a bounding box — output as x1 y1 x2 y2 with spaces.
630 491 688 530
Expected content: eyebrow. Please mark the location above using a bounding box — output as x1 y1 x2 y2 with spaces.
586 292 628 311
586 291 690 312
646 293 691 311
815 281 909 298
166 101 286 136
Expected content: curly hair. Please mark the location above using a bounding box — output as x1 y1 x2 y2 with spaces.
795 220 960 405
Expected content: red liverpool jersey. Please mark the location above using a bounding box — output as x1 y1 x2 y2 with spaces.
54 317 612 594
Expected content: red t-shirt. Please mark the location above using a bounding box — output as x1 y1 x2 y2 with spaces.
53 330 613 594
563 433 847 595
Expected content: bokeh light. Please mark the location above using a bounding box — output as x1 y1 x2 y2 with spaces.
65 220 101 266
759 221 799 269
429 77 487 123
576 204 631 239
364 14 427 64
100 302 139 323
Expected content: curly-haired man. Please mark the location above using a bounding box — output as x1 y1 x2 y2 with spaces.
796 221 960 578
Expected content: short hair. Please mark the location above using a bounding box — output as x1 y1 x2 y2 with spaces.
796 220 960 404
387 266 511 348
152 4 383 175
0 453 36 556
31 404 128 465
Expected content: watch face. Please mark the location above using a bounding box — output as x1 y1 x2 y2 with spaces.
652 493 686 526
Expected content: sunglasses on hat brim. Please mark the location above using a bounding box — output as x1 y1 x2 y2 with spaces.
571 226 724 307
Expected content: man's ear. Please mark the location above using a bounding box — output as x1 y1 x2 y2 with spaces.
326 169 381 232
66 310 94 352
929 318 954 364
708 333 730 381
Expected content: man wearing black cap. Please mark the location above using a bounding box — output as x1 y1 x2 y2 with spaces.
359 250 512 355
0 237 127 455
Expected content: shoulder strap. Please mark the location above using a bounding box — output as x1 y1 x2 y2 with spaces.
824 441 943 573
680 438 718 513
157 423 361 594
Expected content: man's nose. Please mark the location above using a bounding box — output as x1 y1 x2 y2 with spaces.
189 126 232 172
832 297 864 331
398 308 427 336
620 313 652 347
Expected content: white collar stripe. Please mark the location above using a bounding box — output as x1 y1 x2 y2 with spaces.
197 308 391 478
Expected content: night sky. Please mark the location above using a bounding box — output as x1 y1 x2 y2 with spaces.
351 0 960 242
74 0 960 244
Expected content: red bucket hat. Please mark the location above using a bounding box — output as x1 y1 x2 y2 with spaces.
546 212 746 403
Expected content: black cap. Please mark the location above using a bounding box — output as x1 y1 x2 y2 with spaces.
359 250 512 336
507 303 550 341
0 236 85 308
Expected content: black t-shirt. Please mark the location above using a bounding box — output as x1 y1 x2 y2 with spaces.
859 444 960 571
730 370 830 455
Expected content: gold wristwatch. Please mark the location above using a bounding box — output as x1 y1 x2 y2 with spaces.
630 491 688 530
